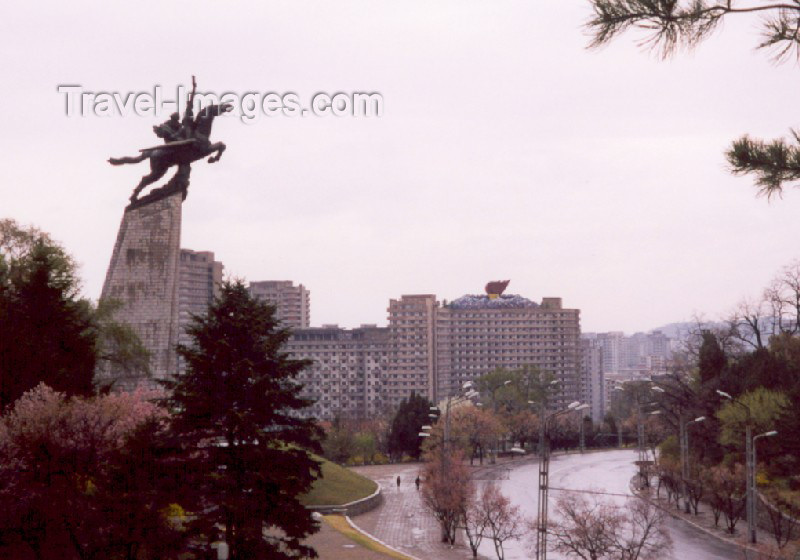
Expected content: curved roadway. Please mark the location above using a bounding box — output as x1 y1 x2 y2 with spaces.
478 449 742 560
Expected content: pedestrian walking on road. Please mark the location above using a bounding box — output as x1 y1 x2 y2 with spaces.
396 475 401 489
414 475 420 491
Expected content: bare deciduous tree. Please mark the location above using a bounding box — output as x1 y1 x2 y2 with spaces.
461 492 488 558
543 492 672 560
684 476 705 516
725 261 800 347
617 498 672 560
703 463 747 534
420 449 473 545
769 261 800 335
546 492 621 560
729 298 768 350
481 483 525 560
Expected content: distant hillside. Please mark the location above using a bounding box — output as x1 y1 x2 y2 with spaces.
649 322 696 340
651 320 728 340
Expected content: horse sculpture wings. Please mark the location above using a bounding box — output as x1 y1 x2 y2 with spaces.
108 76 232 205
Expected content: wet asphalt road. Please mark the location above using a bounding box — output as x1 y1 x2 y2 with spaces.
478 449 742 560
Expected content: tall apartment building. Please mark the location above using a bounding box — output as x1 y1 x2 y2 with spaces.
588 330 673 375
596 331 625 374
434 293 583 409
584 330 677 415
281 283 583 420
386 295 438 406
249 280 310 329
581 337 605 423
287 325 389 419
178 249 223 359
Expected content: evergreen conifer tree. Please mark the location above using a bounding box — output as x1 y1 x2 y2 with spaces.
166 280 322 559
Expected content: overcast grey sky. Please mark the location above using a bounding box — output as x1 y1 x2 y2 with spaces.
3 1 800 334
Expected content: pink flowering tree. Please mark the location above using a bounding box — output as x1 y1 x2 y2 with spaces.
0 383 182 560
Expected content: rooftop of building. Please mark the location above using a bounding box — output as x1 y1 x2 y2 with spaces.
447 293 539 310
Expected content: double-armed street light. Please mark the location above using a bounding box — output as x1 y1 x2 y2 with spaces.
423 381 482 542
680 415 705 512
531 378 561 458
426 381 481 449
573 403 590 453
636 400 660 462
716 389 760 543
653 382 708 513
535 400 588 560
751 429 778 542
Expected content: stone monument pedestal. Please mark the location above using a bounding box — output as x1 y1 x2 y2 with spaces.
98 189 183 389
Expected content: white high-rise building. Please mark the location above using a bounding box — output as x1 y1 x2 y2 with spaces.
249 280 310 329
386 295 438 406
434 294 583 409
581 337 604 423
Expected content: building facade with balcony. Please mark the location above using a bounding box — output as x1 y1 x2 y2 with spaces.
287 324 389 419
249 280 310 329
434 293 583 408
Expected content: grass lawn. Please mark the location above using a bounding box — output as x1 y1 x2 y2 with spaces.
300 458 378 506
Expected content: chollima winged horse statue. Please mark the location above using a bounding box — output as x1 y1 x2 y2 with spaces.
109 76 232 204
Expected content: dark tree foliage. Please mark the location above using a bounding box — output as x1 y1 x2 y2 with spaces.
97 418 191 560
585 1 800 198
691 335 800 473
0 241 96 409
698 331 726 384
165 280 322 560
722 347 792 396
0 218 149 408
387 391 432 460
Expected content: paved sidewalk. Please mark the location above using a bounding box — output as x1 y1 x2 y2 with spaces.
350 457 534 560
351 463 480 560
304 518 401 560
642 484 798 558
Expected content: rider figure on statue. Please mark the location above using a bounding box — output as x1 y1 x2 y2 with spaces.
107 76 230 204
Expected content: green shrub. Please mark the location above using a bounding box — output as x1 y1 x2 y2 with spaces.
345 455 365 466
658 435 679 462
372 452 389 465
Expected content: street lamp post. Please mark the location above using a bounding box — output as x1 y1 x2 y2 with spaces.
535 400 586 560
635 398 646 464
717 390 757 543
751 430 778 543
633 395 660 486
574 403 589 453
680 416 705 513
535 378 560 458
426 381 480 542
635 399 655 464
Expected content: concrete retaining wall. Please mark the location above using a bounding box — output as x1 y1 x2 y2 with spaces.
308 485 383 516
757 491 800 535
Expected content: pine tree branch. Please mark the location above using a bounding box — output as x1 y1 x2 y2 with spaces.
586 1 800 58
726 132 800 198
